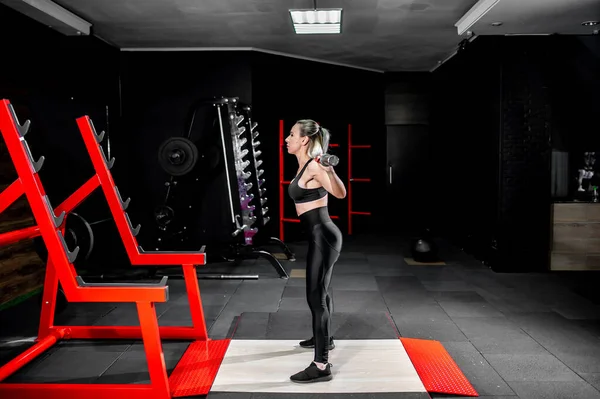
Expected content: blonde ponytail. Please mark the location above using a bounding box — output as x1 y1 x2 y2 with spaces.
296 119 331 159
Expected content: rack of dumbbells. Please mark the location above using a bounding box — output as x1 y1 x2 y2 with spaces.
155 97 293 278
236 102 269 230
228 100 259 244
235 102 295 264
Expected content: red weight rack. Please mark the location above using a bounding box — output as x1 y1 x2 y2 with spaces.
278 119 340 241
347 123 372 235
0 99 229 399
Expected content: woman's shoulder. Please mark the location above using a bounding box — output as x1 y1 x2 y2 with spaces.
306 157 325 175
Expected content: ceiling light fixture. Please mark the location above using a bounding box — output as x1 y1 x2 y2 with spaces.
289 0 342 34
582 21 599 26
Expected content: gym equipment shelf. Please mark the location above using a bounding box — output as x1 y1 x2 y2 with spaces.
0 99 228 399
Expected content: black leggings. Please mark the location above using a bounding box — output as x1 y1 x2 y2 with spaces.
300 206 342 363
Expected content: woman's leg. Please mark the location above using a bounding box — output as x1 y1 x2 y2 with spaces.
291 214 342 383
306 222 342 365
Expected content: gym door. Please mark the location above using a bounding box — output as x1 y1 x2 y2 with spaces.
386 125 430 233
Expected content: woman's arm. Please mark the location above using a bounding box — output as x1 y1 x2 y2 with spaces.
310 161 347 199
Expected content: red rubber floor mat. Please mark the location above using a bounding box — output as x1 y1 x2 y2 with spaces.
169 339 231 397
400 337 478 397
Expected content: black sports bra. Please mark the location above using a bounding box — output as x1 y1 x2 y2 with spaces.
288 159 327 204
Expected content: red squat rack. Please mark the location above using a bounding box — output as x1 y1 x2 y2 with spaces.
0 99 229 399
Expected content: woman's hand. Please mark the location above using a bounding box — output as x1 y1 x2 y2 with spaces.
315 155 334 173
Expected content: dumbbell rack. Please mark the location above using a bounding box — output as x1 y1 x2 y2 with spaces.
0 99 228 399
220 98 258 243
235 102 269 229
152 97 293 278
213 98 292 278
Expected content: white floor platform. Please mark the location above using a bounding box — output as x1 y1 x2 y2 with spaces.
211 339 427 394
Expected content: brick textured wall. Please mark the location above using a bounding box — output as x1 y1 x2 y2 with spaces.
497 43 552 270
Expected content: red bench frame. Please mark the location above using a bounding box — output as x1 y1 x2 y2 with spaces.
0 99 226 399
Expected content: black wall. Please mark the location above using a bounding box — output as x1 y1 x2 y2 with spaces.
118 50 385 250
119 51 252 250
429 36 503 265
429 35 600 272
251 53 385 241
0 4 121 270
0 4 120 204
551 36 600 152
383 72 432 234
549 36 600 198
117 36 599 264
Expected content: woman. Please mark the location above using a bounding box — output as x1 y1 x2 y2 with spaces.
285 119 346 383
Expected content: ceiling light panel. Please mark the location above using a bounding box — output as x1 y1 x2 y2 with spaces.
289 9 342 34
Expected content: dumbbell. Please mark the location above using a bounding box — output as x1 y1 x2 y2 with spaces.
315 153 339 167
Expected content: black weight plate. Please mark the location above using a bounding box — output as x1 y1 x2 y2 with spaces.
154 205 175 227
158 137 199 176
68 212 95 262
33 212 94 268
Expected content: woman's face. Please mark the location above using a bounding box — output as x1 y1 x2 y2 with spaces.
285 123 306 155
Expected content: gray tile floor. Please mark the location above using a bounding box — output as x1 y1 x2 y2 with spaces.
1 233 600 399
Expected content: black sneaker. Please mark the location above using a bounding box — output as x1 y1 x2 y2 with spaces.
299 336 335 350
290 362 333 383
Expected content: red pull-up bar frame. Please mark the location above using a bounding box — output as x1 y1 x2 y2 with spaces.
0 99 228 399
278 119 339 241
